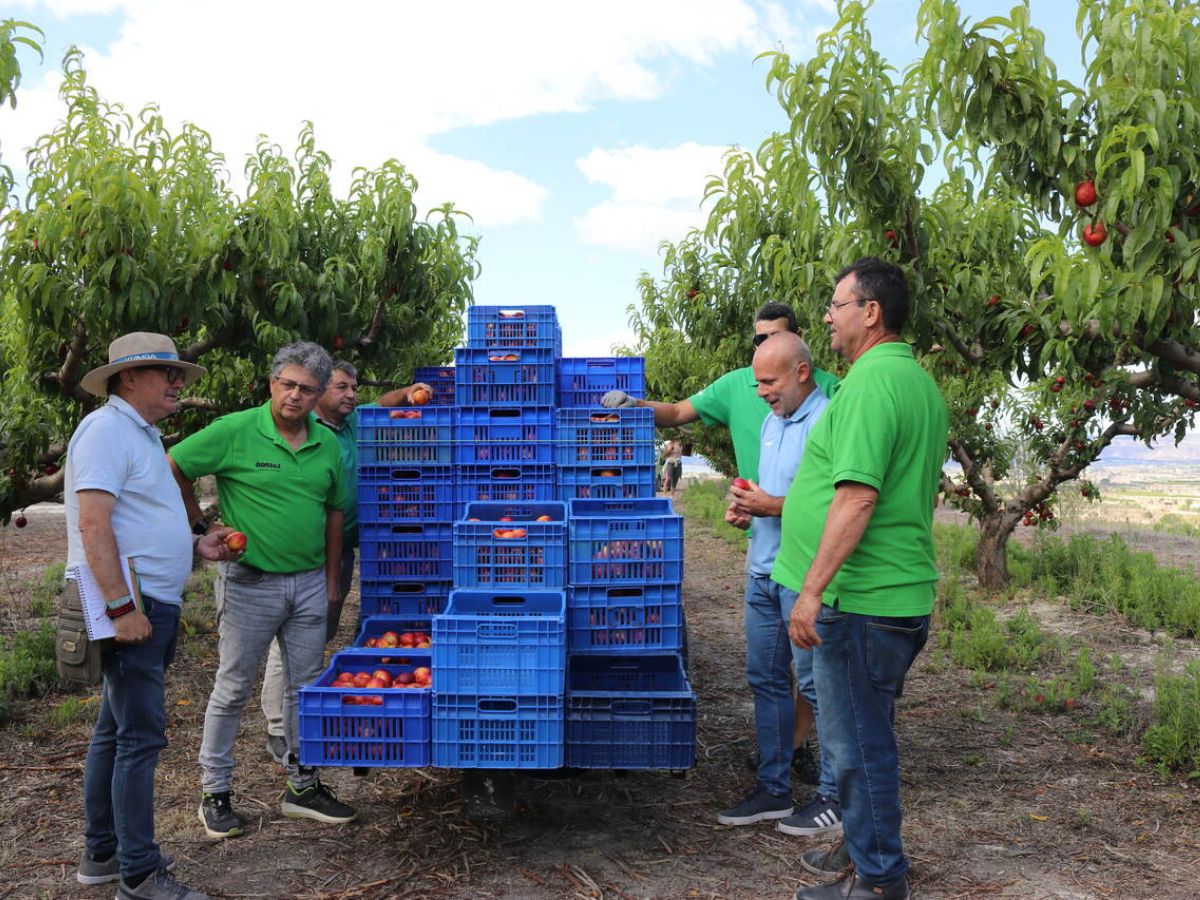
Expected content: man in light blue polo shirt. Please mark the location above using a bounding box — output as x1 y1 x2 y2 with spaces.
715 331 839 834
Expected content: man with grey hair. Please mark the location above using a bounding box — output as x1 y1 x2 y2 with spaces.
169 341 355 838
259 359 427 764
716 331 840 836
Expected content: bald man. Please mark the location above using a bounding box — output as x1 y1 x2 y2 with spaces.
715 332 840 835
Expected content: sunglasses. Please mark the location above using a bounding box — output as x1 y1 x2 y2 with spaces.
752 333 774 347
146 365 186 385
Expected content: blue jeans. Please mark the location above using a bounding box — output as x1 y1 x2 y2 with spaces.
261 546 354 737
744 574 837 799
83 597 180 878
202 562 327 791
813 603 929 883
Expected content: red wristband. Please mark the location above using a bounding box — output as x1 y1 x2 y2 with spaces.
105 600 137 619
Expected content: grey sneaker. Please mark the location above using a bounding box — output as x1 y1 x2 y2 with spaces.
777 793 843 837
198 791 246 839
117 865 208 900
716 785 794 826
266 734 288 766
280 779 357 824
794 870 909 900
77 851 175 885
800 840 851 877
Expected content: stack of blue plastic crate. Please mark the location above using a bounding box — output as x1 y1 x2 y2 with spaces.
454 306 560 507
435 500 569 768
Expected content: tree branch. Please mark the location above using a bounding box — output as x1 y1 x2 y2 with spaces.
359 288 392 347
933 319 985 364
1143 336 1200 376
180 334 224 362
56 318 88 395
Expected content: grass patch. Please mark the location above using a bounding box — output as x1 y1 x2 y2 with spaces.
675 479 748 552
0 620 57 724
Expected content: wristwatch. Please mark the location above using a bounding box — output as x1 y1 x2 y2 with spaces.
191 517 210 536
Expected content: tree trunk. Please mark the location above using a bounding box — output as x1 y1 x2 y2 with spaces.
975 511 1016 591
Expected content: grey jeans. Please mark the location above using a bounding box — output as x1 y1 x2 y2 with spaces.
200 561 327 792
261 546 355 738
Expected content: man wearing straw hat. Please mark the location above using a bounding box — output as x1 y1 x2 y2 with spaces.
68 332 235 900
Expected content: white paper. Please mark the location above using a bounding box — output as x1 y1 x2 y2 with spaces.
66 559 142 641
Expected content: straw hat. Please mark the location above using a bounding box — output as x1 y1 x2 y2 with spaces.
80 332 206 398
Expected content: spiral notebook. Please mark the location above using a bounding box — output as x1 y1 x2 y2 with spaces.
66 558 144 641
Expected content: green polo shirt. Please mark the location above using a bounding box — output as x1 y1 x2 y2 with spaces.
689 365 840 480
170 401 346 574
316 405 365 548
772 343 948 617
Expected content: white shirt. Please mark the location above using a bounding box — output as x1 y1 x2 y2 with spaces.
65 394 194 604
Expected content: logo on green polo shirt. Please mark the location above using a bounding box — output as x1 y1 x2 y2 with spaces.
255 461 281 470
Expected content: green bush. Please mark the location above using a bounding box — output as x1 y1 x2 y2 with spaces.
1142 659 1200 777
0 620 57 724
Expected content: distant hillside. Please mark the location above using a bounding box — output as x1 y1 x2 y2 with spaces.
1095 431 1200 466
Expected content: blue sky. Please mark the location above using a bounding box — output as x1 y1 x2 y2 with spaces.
5 1 1087 357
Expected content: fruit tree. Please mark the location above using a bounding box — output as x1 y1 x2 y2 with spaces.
627 0 1199 589
0 51 479 520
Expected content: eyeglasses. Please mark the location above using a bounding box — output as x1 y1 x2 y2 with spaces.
752 333 774 347
146 365 186 385
272 376 321 398
827 297 869 314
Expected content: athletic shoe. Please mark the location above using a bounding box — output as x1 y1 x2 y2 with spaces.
800 841 851 877
794 871 909 900
777 793 843 837
716 785 793 826
198 791 246 839
77 851 175 885
280 780 357 824
116 864 208 900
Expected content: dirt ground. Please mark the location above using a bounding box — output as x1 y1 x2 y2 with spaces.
1 503 1199 899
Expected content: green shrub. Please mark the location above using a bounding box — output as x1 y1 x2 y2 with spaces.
1142 659 1200 777
0 620 57 724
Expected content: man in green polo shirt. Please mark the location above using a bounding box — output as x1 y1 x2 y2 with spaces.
169 341 356 840
259 360 425 764
602 301 838 781
775 258 948 900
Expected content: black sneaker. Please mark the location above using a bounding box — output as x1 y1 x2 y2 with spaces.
280 779 357 824
794 870 909 900
716 785 793 826
198 791 246 839
117 864 208 900
800 840 851 877
777 793 843 837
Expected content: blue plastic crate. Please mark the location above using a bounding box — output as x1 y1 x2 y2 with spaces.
455 406 555 465
461 501 566 523
566 653 696 770
554 408 655 466
458 464 557 506
453 517 567 590
567 584 683 652
298 651 432 768
454 347 557 406
358 579 451 617
432 694 563 769
557 357 646 407
467 305 561 351
359 522 453 580
357 465 459 523
434 590 566 695
556 465 656 500
356 407 454 465
353 616 433 649
413 366 456 406
567 498 684 585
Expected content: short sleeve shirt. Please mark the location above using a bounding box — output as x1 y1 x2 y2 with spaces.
64 395 194 604
169 402 346 573
689 365 840 481
772 343 949 616
747 388 829 576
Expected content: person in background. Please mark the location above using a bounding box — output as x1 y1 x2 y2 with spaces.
169 341 354 839
258 361 427 765
602 301 838 783
661 438 683 494
68 331 234 900
776 258 948 900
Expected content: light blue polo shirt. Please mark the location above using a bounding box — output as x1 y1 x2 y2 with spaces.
65 394 194 604
746 387 829 576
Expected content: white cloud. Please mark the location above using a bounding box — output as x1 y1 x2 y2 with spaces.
5 0 824 228
573 142 731 252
